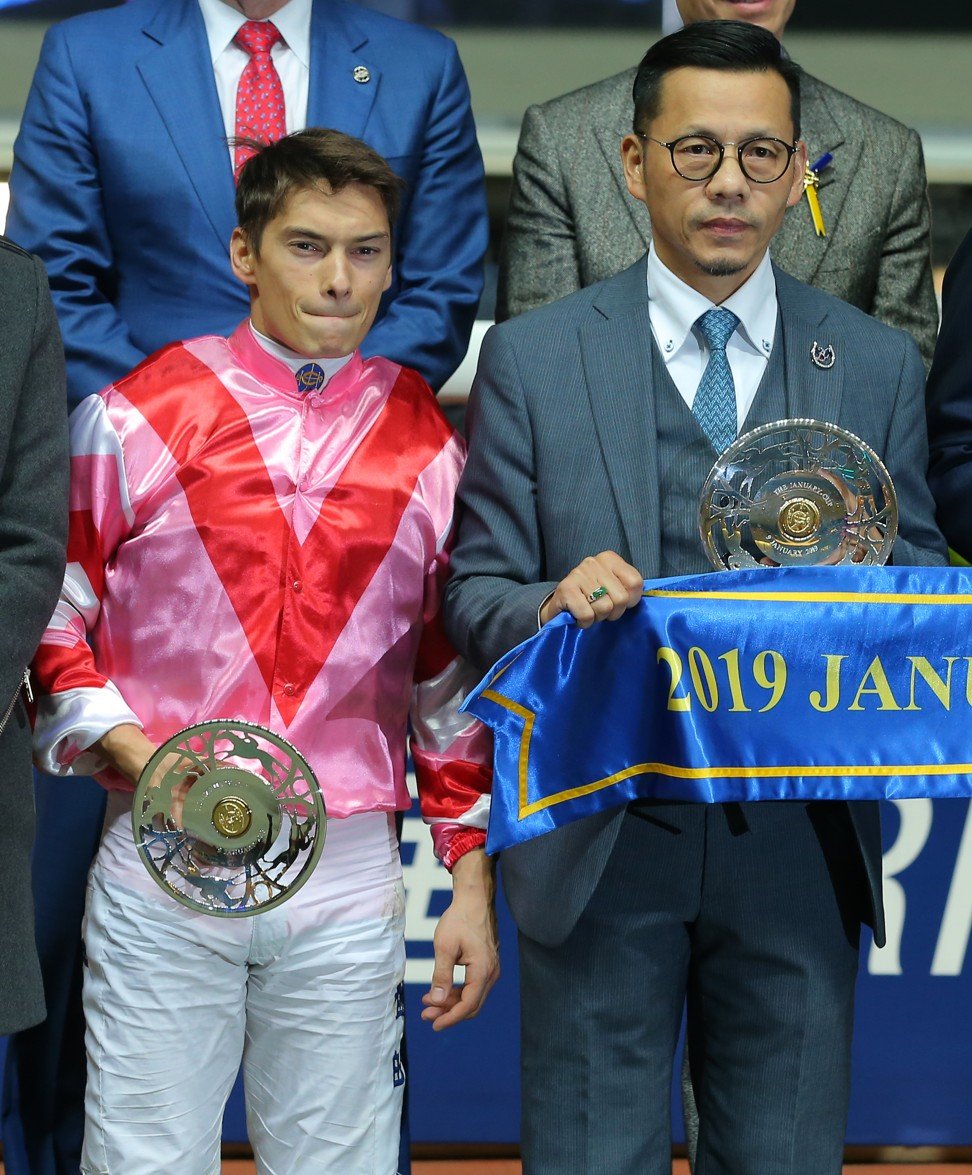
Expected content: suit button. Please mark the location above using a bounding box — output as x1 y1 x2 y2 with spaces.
282 683 296 697
292 579 302 593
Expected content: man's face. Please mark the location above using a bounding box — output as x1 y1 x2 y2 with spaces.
621 67 805 301
231 184 393 360
675 0 796 41
218 1 292 19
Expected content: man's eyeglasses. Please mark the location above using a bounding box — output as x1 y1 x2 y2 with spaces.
637 133 798 184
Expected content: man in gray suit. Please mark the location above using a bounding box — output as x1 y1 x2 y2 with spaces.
498 0 938 369
0 237 69 1035
445 23 945 1174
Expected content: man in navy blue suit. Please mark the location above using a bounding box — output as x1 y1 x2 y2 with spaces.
7 0 487 403
927 226 972 559
3 4 486 1171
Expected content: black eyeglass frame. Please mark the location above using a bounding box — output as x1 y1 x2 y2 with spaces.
636 132 799 184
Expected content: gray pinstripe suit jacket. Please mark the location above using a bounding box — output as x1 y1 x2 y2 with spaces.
444 256 946 949
498 67 939 368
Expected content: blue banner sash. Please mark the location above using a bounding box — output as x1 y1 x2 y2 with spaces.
463 566 972 854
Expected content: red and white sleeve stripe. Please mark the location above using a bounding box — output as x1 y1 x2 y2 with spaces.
410 530 492 871
32 394 142 776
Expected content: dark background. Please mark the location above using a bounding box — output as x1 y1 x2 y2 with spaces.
2 0 972 30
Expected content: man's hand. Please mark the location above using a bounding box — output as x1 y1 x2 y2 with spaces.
421 848 499 1031
539 550 643 628
93 723 157 786
93 724 196 823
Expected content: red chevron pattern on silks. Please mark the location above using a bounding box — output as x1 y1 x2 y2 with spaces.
128 349 452 725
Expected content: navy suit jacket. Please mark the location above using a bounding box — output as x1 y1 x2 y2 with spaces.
7 0 488 404
444 257 947 949
927 227 972 557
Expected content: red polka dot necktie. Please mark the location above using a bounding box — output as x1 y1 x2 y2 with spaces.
233 20 287 182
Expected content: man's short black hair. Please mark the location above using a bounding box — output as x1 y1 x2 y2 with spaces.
632 20 801 139
235 127 405 252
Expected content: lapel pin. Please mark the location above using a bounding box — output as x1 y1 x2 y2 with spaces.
352 65 371 84
803 152 833 238
296 362 327 393
811 341 836 370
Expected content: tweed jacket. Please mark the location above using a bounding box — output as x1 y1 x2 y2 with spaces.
498 66 938 368
0 238 69 1034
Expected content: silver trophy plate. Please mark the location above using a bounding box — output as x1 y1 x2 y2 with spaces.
132 720 326 916
700 419 898 571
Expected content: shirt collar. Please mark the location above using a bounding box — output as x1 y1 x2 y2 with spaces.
197 0 312 68
248 322 353 383
646 243 778 361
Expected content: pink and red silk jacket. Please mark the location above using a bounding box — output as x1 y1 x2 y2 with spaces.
31 323 490 869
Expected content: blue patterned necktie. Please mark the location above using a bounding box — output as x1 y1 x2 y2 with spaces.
693 307 740 454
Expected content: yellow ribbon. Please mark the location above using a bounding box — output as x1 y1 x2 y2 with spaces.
803 165 826 237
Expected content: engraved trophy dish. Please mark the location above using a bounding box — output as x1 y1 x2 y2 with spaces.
699 419 898 571
132 720 326 916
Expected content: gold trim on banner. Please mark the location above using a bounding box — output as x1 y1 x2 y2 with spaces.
644 589 972 605
480 685 972 820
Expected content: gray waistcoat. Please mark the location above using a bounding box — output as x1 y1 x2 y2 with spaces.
651 326 786 578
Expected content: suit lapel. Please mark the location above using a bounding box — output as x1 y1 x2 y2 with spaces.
137 0 237 257
775 268 844 426
773 74 862 285
307 2 378 139
579 259 660 576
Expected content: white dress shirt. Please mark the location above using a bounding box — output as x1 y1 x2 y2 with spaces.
197 0 312 150
646 244 779 434
249 322 352 382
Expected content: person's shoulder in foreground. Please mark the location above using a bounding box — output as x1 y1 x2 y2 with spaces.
0 233 32 262
0 229 70 677
0 233 69 1037
0 228 70 669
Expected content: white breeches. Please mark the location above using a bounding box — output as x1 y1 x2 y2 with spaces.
81 791 406 1175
